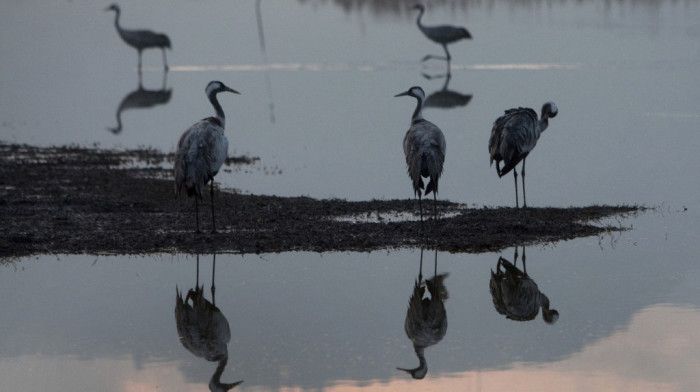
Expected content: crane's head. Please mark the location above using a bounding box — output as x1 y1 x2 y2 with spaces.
394 86 425 101
206 81 240 98
541 102 558 120
104 3 120 13
411 4 426 12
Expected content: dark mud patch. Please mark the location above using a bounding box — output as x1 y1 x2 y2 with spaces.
0 143 642 259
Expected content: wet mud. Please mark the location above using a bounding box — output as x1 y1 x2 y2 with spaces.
0 143 641 259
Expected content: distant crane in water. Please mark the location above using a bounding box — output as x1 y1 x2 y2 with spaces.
489 247 559 324
395 86 446 223
398 248 448 379
488 102 558 208
412 4 472 63
175 81 240 234
105 3 171 70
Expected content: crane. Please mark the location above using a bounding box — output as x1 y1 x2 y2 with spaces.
174 81 240 234
412 4 471 62
488 102 558 208
395 86 446 223
105 3 171 70
398 248 449 379
175 254 244 391
489 247 559 323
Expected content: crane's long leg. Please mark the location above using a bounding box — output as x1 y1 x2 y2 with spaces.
210 181 217 234
418 247 424 282
418 193 424 230
513 170 519 208
443 44 451 62
211 253 217 305
138 50 143 72
194 197 201 234
521 158 527 208
433 192 437 220
162 48 169 71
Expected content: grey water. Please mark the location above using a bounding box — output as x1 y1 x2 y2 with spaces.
1 0 700 390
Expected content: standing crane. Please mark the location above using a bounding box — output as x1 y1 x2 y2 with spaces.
395 86 446 223
488 102 558 208
175 81 240 234
175 254 244 391
412 4 472 63
105 3 171 70
489 247 559 324
398 248 449 379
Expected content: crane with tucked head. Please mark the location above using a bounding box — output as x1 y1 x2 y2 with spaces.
488 102 558 208
105 3 171 70
412 4 471 62
395 86 446 223
174 81 240 234
489 247 559 324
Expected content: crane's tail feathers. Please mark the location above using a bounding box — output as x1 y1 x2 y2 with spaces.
425 178 438 195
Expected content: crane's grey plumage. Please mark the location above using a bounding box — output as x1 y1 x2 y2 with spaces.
489 248 559 324
174 81 239 233
396 86 446 223
412 4 472 62
489 102 558 208
105 3 171 70
398 249 448 379
175 255 243 391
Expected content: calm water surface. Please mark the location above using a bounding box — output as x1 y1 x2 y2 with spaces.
1 0 700 390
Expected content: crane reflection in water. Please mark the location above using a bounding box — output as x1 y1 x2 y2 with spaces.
398 248 449 379
489 247 559 324
422 70 472 111
108 71 171 134
175 254 243 391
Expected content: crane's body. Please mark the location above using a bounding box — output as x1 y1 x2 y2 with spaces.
413 4 471 62
396 86 446 223
488 102 558 208
489 248 559 324
398 249 448 379
105 4 171 70
174 81 239 233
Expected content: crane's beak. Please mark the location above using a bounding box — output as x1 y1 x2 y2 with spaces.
226 87 240 95
394 90 410 98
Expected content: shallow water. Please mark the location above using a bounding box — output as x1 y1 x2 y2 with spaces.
1 0 700 390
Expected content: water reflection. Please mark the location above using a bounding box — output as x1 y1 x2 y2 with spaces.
489 247 559 324
175 254 243 391
108 72 171 134
256 0 276 124
398 248 449 379
422 71 472 110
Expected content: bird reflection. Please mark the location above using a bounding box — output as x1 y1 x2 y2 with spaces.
108 72 171 134
175 254 243 391
398 248 449 379
422 71 472 110
489 247 559 324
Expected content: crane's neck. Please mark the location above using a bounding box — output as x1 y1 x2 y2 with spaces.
411 96 424 122
112 9 121 31
209 93 226 129
538 117 549 135
415 7 426 31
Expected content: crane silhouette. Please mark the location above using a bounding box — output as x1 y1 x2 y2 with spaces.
175 254 244 391
395 86 446 223
108 74 171 134
423 72 472 110
488 102 558 208
412 4 471 63
398 248 448 379
174 81 240 234
489 247 559 323
105 3 171 71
